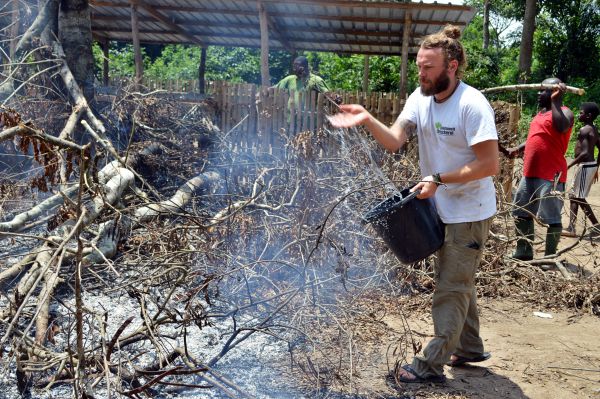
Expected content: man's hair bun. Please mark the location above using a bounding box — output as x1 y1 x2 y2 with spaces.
443 25 462 40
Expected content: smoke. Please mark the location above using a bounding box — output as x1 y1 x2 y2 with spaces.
188 121 420 395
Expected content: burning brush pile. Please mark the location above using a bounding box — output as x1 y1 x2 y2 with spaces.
0 91 598 399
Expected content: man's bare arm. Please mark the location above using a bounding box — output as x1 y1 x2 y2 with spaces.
413 140 500 199
329 105 415 152
550 84 574 133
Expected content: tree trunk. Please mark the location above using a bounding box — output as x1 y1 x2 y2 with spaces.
483 0 490 50
518 0 537 83
58 0 95 100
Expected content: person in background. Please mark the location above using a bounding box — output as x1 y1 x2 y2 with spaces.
274 56 340 105
329 25 499 384
561 102 600 237
504 78 574 260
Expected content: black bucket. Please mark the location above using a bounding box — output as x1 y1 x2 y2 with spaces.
363 187 445 263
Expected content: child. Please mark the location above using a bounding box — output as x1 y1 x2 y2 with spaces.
562 102 600 237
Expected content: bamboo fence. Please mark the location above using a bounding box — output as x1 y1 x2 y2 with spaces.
212 81 405 153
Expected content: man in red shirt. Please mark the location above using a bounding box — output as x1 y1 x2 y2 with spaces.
505 77 574 260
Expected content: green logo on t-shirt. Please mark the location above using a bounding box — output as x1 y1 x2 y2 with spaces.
435 121 455 136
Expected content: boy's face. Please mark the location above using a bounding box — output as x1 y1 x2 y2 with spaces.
578 109 589 123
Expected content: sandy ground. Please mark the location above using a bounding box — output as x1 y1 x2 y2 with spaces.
378 298 600 399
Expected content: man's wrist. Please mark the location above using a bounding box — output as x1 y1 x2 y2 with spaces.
432 172 443 185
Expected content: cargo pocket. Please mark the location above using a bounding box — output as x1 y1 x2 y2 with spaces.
437 223 482 292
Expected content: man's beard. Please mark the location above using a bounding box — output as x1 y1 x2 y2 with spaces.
420 70 450 96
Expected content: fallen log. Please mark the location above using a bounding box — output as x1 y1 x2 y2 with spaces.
134 171 222 222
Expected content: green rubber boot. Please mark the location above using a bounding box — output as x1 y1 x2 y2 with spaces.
545 225 562 256
512 218 534 261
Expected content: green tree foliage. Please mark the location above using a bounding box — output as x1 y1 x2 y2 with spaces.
93 42 150 79
532 0 600 86
304 52 416 93
93 43 292 85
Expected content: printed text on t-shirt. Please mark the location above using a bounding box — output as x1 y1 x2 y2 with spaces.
435 122 455 136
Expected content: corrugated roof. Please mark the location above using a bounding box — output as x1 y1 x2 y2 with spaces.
90 0 475 56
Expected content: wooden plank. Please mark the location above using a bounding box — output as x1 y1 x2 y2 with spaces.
226 83 234 135
244 84 252 134
273 87 281 138
317 92 324 131
392 95 401 122
289 91 296 135
261 87 275 153
249 84 257 150
223 83 229 134
301 91 309 132
278 88 286 140
232 84 239 145
309 90 316 132
275 88 286 155
256 85 265 143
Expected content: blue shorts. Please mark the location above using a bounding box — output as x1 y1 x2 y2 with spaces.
512 177 564 225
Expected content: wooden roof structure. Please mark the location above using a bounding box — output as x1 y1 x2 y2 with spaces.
90 0 475 57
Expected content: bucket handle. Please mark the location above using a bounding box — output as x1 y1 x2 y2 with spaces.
400 188 421 204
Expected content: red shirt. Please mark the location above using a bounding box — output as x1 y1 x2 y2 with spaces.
523 108 572 183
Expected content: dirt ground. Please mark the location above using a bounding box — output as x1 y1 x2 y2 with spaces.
335 162 600 399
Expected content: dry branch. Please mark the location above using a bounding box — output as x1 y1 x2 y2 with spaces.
0 124 83 151
134 171 222 222
481 83 585 95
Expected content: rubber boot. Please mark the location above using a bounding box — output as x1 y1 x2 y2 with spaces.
512 218 534 261
545 225 562 256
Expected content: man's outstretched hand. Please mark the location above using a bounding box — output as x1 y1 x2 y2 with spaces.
327 104 371 128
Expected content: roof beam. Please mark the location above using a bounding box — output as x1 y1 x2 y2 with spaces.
91 13 463 29
246 0 472 12
92 0 471 12
91 26 421 48
92 14 422 39
128 0 205 46
91 3 467 26
97 34 420 56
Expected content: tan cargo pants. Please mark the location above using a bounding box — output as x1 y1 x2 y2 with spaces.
411 216 493 378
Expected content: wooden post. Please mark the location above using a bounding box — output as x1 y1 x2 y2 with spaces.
400 11 412 100
503 104 521 204
257 1 270 87
362 55 370 93
130 3 143 90
198 46 207 94
100 39 109 86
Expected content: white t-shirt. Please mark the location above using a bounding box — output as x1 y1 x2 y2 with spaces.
398 82 498 223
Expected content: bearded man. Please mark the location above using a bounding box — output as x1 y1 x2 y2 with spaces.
329 25 499 384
